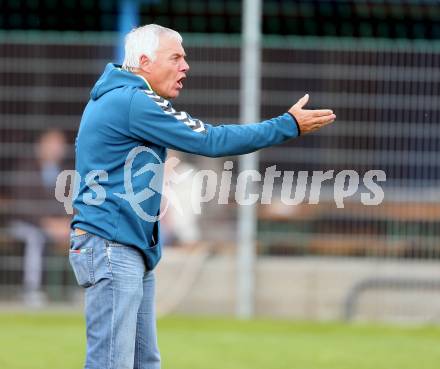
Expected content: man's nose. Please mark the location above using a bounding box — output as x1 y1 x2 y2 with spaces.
181 59 190 72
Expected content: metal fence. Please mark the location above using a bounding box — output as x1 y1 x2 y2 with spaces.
258 37 440 260
0 32 439 320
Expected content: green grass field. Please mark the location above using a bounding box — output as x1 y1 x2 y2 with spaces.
0 312 439 369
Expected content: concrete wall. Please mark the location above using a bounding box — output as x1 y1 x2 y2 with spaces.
156 249 440 323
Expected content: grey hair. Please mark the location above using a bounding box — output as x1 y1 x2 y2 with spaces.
122 24 182 69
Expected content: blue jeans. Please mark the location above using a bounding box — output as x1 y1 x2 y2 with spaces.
69 232 161 369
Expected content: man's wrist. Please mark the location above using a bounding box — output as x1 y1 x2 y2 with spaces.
286 111 301 136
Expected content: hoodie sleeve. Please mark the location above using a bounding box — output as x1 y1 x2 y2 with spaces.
129 89 300 158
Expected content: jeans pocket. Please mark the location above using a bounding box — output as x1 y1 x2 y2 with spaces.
69 247 94 288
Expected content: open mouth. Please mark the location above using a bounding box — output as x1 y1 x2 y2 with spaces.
177 76 186 89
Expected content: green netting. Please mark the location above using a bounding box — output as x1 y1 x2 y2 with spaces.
267 17 281 34
319 3 334 17
340 22 354 37
189 1 206 15
0 31 439 53
298 3 314 18
207 0 223 15
263 2 279 16
211 16 226 33
336 3 352 19
377 22 390 38
280 2 296 16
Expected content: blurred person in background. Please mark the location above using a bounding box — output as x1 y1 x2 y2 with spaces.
9 129 70 307
70 24 335 369
160 150 201 247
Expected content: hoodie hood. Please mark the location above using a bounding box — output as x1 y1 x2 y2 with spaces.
90 63 150 100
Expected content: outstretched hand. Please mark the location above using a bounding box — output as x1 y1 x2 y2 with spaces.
288 94 336 134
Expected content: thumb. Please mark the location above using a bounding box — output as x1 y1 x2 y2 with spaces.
297 93 309 109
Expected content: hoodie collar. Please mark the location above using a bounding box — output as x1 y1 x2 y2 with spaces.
133 73 152 91
90 63 152 100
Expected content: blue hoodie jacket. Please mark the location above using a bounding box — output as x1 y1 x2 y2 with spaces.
72 63 300 270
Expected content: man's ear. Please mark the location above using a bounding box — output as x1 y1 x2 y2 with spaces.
139 55 152 73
